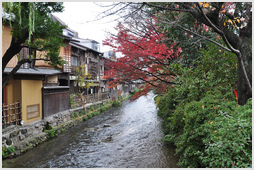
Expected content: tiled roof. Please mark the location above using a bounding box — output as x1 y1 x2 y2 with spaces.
50 14 77 34
4 68 62 75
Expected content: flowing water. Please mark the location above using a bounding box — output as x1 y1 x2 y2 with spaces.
2 92 179 168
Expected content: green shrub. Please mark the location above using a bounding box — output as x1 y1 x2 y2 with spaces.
47 127 57 138
112 100 121 107
161 91 252 168
74 112 79 118
81 110 86 115
2 146 15 159
156 42 252 168
89 106 93 111
70 111 81 119
83 115 89 121
100 105 106 112
131 87 140 96
94 111 100 115
118 95 123 100
87 113 92 118
70 94 78 106
199 98 252 168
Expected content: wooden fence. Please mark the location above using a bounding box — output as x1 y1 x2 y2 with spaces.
71 92 109 108
2 102 22 128
42 86 70 118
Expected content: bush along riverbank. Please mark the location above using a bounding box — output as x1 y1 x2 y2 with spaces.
154 42 252 168
2 97 128 160
44 101 115 139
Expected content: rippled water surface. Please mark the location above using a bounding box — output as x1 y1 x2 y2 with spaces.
2 92 179 168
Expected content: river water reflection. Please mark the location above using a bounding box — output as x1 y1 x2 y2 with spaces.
2 92 179 168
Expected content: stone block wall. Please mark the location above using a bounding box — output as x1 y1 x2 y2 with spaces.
2 98 112 158
43 110 71 127
2 120 46 154
2 110 71 152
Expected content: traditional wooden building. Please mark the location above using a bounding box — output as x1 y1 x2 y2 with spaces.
2 17 75 126
68 38 105 95
2 13 106 127
51 15 105 95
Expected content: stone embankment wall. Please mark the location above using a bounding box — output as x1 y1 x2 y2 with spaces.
2 99 112 158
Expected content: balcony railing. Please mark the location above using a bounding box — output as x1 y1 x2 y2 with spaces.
63 64 71 73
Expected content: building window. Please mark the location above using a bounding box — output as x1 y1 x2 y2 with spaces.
19 47 29 59
19 47 30 68
71 56 78 66
27 104 40 120
18 47 36 68
100 65 103 75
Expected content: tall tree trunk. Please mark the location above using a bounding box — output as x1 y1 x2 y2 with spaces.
2 59 32 87
2 32 29 87
2 31 29 69
237 36 252 105
2 43 23 73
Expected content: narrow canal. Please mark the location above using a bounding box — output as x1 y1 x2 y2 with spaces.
2 92 179 168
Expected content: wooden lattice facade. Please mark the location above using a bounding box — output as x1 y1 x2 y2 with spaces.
63 44 71 73
2 102 22 128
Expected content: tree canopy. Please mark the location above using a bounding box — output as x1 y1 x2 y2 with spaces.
101 2 251 105
103 21 182 100
102 2 252 167
2 2 65 87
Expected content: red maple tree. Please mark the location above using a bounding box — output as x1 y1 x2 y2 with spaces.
103 23 182 100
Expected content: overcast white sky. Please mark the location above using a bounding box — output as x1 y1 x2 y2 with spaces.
53 2 119 53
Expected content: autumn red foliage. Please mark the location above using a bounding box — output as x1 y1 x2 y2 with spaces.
232 84 238 103
103 24 182 100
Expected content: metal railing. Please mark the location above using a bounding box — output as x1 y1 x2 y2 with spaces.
2 102 22 128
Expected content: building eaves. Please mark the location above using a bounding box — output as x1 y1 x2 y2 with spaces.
71 41 103 55
75 38 99 44
69 42 88 51
3 68 62 75
50 14 77 34
62 35 80 42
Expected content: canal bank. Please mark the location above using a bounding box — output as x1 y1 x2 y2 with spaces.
2 97 122 159
2 92 179 168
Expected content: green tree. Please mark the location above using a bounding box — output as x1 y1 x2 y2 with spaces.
146 2 252 105
157 41 237 135
75 65 95 102
156 42 251 167
100 2 252 105
2 2 65 87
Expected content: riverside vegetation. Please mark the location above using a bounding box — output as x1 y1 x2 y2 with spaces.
101 2 252 168
44 98 123 139
154 42 252 168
